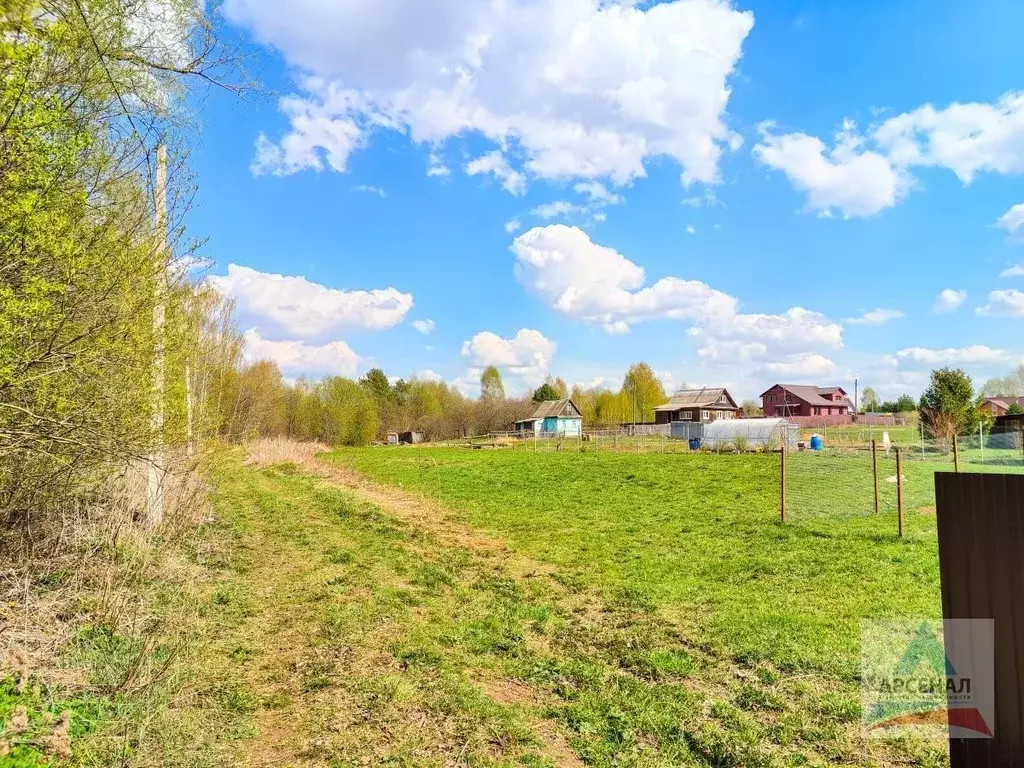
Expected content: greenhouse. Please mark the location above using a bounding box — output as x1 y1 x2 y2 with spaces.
670 418 797 451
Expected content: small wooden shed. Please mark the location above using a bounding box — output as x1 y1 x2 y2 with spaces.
515 399 583 437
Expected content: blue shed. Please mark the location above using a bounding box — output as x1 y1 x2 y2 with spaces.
515 399 583 437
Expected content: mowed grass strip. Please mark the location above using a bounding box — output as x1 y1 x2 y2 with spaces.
329 448 945 680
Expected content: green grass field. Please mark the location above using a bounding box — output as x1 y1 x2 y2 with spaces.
330 448 949 680
134 445 1024 765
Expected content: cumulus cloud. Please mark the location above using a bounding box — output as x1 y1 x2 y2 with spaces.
1001 264 1024 278
511 225 844 372
465 151 527 196
933 289 967 313
845 308 905 325
998 203 1024 239
512 225 737 333
460 328 556 385
873 92 1024 182
760 353 837 379
977 289 1024 317
412 319 436 335
243 329 359 376
505 218 522 234
757 92 1024 216
754 120 910 218
896 345 1007 365
209 264 413 338
225 0 754 189
686 225 697 234
415 368 444 383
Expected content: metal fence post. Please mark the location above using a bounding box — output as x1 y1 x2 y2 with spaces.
896 448 904 538
953 434 960 473
872 439 880 515
980 421 985 465
920 422 926 458
780 444 787 523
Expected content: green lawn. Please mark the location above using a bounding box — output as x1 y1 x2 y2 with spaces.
329 448 954 680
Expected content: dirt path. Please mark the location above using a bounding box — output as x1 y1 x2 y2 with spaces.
177 450 587 768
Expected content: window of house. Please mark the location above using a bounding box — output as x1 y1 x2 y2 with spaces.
766 394 774 403
702 410 710 420
813 407 821 416
681 411 692 420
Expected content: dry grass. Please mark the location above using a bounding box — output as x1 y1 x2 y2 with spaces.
243 437 330 468
0 452 214 764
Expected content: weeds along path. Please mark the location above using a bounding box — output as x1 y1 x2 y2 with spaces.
184 449 946 767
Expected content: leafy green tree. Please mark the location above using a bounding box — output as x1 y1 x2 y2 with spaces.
740 399 763 417
480 366 505 400
553 377 569 399
861 386 879 412
919 368 978 438
895 394 916 413
1008 403 1024 416
533 382 561 402
620 362 668 423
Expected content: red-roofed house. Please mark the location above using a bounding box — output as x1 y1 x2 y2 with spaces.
981 396 1024 417
760 384 852 418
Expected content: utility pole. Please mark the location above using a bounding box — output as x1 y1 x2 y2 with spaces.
146 144 167 529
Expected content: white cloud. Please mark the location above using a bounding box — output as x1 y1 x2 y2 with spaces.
460 328 556 386
845 308 905 326
977 289 1024 317
415 368 444 383
1002 264 1024 278
998 203 1024 238
933 288 967 313
412 319 436 335
873 92 1024 182
209 264 413 338
532 201 586 220
760 353 837 379
681 190 722 207
226 0 754 188
465 150 527 196
505 218 522 234
251 96 363 176
655 370 676 393
427 152 451 177
754 120 910 218
758 92 1024 216
353 184 386 197
512 225 844 367
686 225 696 234
574 182 623 207
243 329 359 376
896 345 1007 365
512 225 736 333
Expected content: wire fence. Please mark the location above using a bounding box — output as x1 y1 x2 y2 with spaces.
785 429 1024 536
434 423 1024 537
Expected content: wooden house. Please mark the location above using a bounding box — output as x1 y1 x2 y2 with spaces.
653 388 739 424
760 384 851 418
515 399 583 436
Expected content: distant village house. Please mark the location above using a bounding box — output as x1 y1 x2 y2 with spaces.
760 384 852 418
981 396 1024 417
515 399 583 437
653 388 739 424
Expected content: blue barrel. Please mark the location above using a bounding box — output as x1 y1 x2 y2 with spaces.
689 437 702 451
809 434 823 451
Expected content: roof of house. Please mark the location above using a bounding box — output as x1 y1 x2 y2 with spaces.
984 396 1024 409
815 386 847 396
522 399 582 420
759 384 850 408
654 387 738 411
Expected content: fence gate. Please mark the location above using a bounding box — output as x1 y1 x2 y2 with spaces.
935 472 1024 765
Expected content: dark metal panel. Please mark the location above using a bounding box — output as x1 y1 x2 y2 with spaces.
936 472 1024 766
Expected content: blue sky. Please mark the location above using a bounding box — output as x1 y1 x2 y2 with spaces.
187 0 1024 402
